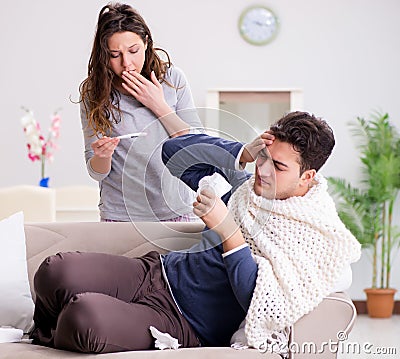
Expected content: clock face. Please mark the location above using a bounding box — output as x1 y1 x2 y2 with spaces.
239 6 279 46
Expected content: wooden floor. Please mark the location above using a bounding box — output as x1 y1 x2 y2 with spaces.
337 315 399 358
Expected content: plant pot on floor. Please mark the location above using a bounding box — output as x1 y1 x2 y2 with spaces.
364 288 397 318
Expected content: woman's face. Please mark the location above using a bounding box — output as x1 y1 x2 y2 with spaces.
107 31 147 78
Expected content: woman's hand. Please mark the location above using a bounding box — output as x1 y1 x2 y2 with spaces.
193 188 239 240
91 137 119 159
240 131 275 163
89 137 119 174
121 70 191 137
121 70 170 118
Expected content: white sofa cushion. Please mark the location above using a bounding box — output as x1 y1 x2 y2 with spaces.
0 212 34 333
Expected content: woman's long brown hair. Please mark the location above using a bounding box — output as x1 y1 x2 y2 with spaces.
79 2 171 136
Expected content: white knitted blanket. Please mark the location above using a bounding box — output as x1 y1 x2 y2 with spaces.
227 174 361 353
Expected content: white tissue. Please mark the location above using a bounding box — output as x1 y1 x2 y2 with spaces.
0 327 23 343
230 319 248 350
149 326 181 350
198 173 232 198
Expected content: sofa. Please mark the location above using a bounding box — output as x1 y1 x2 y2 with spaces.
0 221 357 359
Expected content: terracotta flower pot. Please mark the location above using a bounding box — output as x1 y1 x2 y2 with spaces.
364 288 397 318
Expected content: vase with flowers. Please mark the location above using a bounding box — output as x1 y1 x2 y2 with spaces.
21 107 61 187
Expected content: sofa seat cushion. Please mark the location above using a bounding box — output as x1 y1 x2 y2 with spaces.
0 342 280 358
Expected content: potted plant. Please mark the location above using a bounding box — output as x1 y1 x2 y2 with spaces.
328 111 400 318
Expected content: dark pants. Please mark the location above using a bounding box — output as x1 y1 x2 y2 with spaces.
30 251 200 353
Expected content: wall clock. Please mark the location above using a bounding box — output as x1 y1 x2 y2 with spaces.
238 5 279 46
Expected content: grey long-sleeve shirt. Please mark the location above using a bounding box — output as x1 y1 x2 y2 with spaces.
80 66 203 221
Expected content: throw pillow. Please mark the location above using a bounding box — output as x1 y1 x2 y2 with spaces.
0 212 34 333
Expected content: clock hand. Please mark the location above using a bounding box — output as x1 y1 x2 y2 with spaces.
254 20 267 27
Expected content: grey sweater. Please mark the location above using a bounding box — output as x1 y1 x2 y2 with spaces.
80 66 203 221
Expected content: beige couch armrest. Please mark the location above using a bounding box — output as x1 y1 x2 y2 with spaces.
0 186 56 222
290 292 356 359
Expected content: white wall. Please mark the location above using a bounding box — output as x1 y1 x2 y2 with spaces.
0 0 399 299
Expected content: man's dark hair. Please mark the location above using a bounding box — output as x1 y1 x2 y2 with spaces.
269 111 335 174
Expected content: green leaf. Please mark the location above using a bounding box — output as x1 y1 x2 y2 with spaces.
328 110 400 288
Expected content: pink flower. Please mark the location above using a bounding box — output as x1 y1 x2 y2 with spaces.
21 108 61 179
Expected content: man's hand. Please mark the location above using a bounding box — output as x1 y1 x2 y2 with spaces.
193 188 239 240
240 131 275 163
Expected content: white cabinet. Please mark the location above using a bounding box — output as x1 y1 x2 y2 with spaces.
205 88 303 143
55 186 100 222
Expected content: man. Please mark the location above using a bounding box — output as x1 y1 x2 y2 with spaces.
30 111 360 355
161 110 361 353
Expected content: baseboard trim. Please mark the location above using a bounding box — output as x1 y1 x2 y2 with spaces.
353 300 400 314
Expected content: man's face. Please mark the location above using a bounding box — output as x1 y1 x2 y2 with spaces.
254 140 314 199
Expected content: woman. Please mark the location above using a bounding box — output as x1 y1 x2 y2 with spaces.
79 2 202 222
